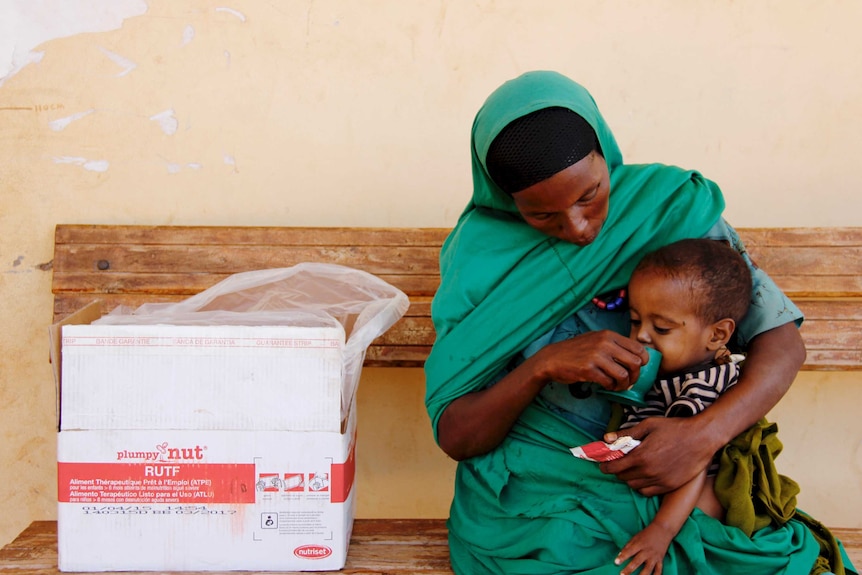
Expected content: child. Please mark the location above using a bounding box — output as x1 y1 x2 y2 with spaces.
614 238 751 575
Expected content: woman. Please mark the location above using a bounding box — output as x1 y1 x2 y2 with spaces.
424 71 855 574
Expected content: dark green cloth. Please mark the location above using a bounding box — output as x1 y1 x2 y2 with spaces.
424 70 854 574
447 402 826 574
717 419 849 575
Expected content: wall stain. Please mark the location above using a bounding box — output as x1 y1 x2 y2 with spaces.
3 259 52 272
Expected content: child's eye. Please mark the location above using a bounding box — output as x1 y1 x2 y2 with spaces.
630 319 641 326
654 326 671 335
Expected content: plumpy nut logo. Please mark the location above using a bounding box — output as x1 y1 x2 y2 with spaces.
116 442 207 463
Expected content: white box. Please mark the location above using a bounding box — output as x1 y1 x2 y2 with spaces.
51 302 357 572
60 323 344 432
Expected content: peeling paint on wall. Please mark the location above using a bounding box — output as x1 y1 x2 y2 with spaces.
162 159 203 174
223 153 238 172
149 109 178 135
0 52 44 87
52 156 110 172
0 1 148 87
3 256 52 274
215 7 247 22
98 46 138 77
48 109 95 132
182 25 195 46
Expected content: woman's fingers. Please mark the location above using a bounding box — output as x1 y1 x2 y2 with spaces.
547 330 646 390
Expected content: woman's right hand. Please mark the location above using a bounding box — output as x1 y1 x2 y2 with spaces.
537 330 649 392
436 330 648 461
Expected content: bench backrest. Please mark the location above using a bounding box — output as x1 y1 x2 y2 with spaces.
51 225 862 370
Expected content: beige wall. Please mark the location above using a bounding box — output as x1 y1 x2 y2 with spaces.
1 0 861 547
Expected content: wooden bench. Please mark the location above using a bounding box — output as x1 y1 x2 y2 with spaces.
49 224 862 369
2 519 861 574
5 224 859 574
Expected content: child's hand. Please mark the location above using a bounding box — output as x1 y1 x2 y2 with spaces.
614 522 674 575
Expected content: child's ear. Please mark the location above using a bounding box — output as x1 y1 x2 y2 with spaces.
707 318 736 351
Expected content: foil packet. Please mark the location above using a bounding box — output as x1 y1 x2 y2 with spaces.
570 436 641 462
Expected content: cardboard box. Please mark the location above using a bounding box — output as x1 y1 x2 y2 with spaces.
51 302 357 572
60 322 344 432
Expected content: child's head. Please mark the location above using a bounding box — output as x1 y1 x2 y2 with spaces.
628 238 752 375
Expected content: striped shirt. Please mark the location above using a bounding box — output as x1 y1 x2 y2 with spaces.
620 360 741 474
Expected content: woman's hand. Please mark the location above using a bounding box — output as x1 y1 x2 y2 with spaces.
601 417 715 495
541 330 649 392
436 330 648 461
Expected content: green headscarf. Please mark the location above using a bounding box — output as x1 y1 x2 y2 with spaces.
425 71 725 436
423 71 836 575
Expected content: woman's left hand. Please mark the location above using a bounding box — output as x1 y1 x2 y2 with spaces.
599 416 716 495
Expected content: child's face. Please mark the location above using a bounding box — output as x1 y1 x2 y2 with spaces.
627 268 720 376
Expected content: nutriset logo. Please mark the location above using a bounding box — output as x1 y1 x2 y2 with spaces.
293 544 333 560
115 442 206 462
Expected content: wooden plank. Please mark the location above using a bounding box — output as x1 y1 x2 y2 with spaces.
51 271 441 298
50 225 862 370
739 227 862 247
52 244 443 276
0 520 454 574
51 226 862 298
834 527 862 570
53 225 862 248
54 225 452 247
800 319 862 349
762 276 862 298
4 520 862 574
797 300 862 320
0 521 56 570
52 294 433 321
51 296 850 337
802 349 862 371
750 247 862 276
364 345 434 367
51 270 862 300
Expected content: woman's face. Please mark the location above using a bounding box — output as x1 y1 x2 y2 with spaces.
509 151 610 246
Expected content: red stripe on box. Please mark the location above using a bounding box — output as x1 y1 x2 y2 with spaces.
330 441 356 504
58 462 256 504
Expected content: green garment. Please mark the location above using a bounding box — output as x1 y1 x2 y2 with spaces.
717 419 848 575
447 404 825 574
424 71 848 574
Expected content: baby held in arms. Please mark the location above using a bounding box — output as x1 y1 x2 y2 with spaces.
618 238 751 575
